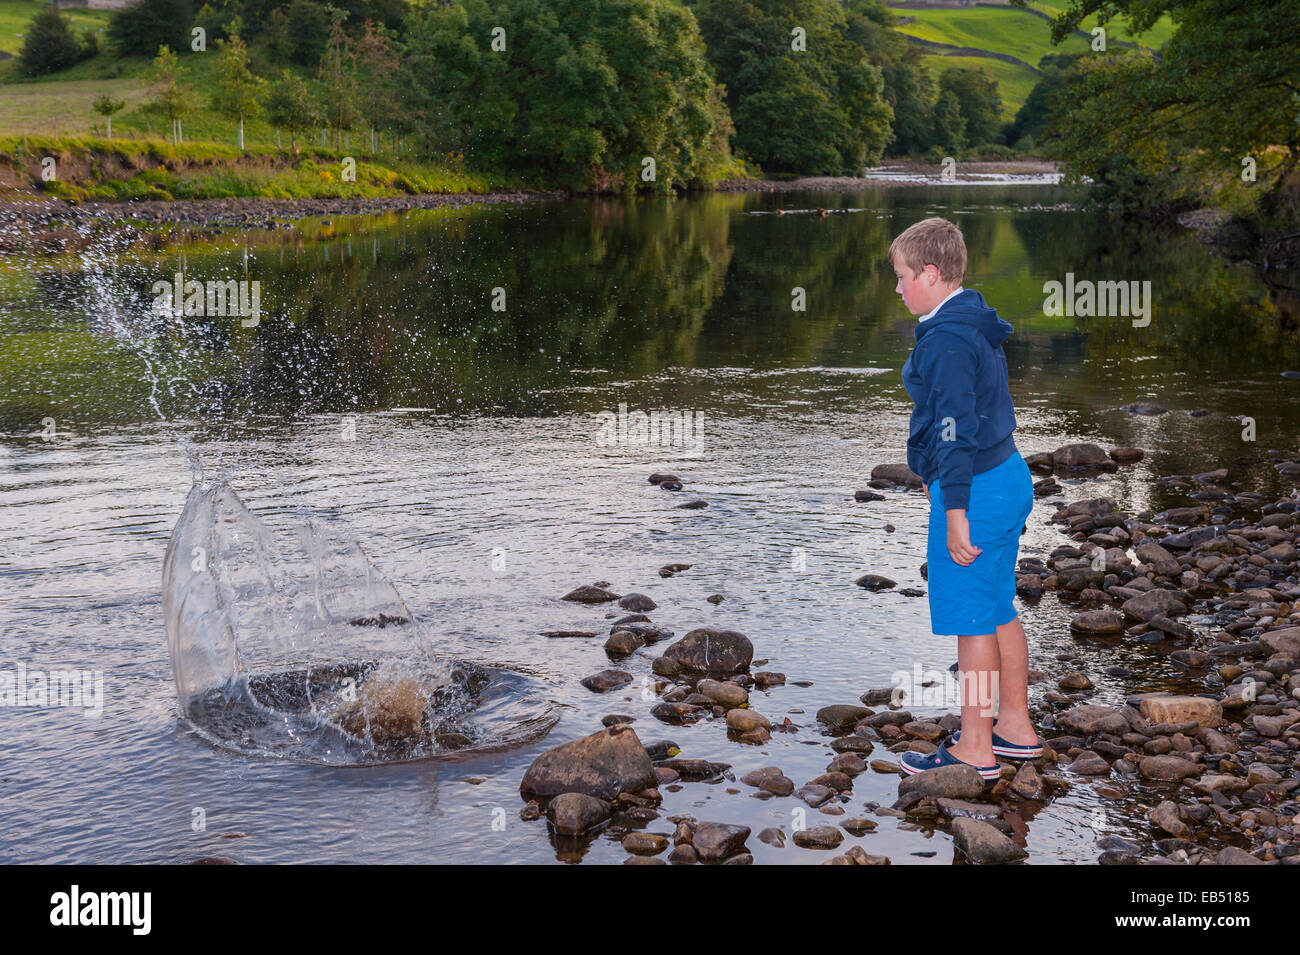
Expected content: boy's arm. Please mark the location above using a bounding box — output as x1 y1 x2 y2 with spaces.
924 333 981 513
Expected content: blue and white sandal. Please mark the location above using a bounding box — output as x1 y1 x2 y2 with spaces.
949 724 1043 760
898 742 1001 780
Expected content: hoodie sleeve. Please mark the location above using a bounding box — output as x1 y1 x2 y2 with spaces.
924 332 982 512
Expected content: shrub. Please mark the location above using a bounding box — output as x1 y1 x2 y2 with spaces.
19 8 86 77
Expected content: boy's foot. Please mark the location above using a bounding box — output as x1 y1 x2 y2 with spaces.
949 720 1043 758
898 742 1000 780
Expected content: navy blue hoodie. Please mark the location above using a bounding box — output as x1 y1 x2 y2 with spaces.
901 288 1017 512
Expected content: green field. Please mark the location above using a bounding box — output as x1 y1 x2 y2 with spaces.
918 53 1035 120
892 5 1093 67
0 0 111 57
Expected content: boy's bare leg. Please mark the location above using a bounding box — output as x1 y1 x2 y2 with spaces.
990 614 1039 745
944 633 998 766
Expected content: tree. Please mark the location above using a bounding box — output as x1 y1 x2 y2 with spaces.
19 7 85 77
405 0 733 192
316 17 358 150
211 30 267 149
1026 0 1300 222
93 94 127 139
147 45 194 144
937 67 1002 149
267 0 335 67
266 70 319 153
108 0 193 57
353 20 399 152
687 0 894 175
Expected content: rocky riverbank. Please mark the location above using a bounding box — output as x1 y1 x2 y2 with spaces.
0 189 566 255
714 159 1062 193
512 453 1299 864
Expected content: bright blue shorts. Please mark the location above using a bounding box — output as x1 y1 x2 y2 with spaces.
926 451 1034 636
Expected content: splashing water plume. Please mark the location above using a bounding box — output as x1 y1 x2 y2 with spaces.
162 476 559 765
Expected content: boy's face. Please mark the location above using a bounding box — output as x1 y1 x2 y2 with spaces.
892 259 953 316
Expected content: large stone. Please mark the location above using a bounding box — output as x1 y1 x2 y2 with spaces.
334 666 428 745
1148 800 1189 838
1053 443 1115 470
950 817 1028 864
793 826 844 849
697 679 748 707
520 724 657 800
897 763 985 799
1138 755 1203 782
1138 695 1222 728
817 704 874 728
655 628 753 677
726 708 770 732
692 822 750 862
1071 609 1125 634
1260 627 1300 657
562 585 621 603
870 463 923 488
548 792 612 835
1121 589 1189 621
1055 704 1130 736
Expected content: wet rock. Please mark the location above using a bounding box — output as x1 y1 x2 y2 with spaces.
543 630 598 638
1071 610 1125 634
870 463 923 488
658 563 692 577
697 679 747 707
897 764 985 799
937 798 1001 821
648 472 680 486
653 627 753 677
1215 846 1266 865
581 669 633 692
793 826 844 849
753 671 785 688
860 688 896 705
521 724 657 800
1170 648 1211 668
903 720 945 741
740 766 795 796
1121 590 1189 621
828 753 867 776
563 585 622 603
726 709 770 733
667 844 698 864
1053 443 1117 470
1161 526 1226 550
951 817 1028 864
657 758 729 779
1148 800 1189 837
676 499 708 509
1056 704 1130 736
830 735 875 755
1138 755 1202 782
1097 835 1141 864
1009 762 1044 799
549 792 612 835
692 822 750 862
334 667 429 745
1069 751 1112 775
818 704 874 728
1260 627 1300 656
1138 695 1222 727
650 701 707 724
1120 401 1168 416
795 784 835 807
605 631 644 655
855 574 897 591
623 832 670 855
1110 447 1145 463
618 593 657 611
705 593 724 604
854 490 886 502
1058 672 1094 691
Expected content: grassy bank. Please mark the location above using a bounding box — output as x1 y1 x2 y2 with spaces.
0 135 541 202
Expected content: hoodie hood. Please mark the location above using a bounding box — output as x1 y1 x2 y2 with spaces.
914 288 1012 347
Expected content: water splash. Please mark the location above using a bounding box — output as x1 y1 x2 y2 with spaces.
162 477 559 765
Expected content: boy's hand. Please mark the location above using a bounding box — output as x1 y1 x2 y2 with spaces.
923 483 930 502
946 509 982 565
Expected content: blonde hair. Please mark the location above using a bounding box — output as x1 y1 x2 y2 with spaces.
887 217 966 284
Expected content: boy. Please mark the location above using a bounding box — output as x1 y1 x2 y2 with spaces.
887 217 1040 780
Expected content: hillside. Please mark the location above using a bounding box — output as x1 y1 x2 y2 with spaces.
887 1 1173 120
